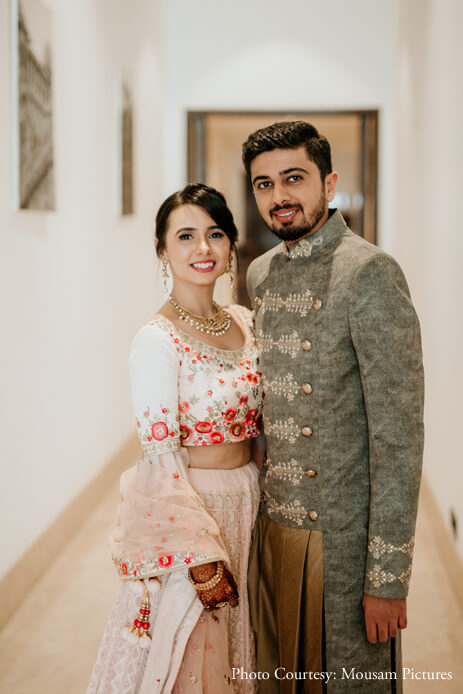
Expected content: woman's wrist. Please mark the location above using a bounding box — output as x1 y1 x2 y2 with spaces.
188 561 224 592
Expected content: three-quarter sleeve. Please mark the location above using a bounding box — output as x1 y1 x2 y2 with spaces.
129 322 181 456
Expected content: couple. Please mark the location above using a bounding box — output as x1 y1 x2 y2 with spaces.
87 121 424 694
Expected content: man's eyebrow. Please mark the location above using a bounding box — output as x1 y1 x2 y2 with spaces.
252 167 309 185
252 175 270 185
281 167 309 175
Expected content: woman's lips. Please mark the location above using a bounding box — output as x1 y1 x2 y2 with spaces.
273 208 300 223
190 260 216 273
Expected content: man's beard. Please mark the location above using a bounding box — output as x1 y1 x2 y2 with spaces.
267 192 327 242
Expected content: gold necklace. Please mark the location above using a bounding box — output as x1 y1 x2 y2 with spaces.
168 295 231 336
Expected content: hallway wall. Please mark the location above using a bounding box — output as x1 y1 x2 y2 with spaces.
395 0 463 561
0 0 164 578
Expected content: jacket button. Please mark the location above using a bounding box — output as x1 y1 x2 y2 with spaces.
302 383 313 395
313 298 322 311
301 340 312 352
301 426 313 437
308 510 319 521
305 469 317 478
255 296 262 308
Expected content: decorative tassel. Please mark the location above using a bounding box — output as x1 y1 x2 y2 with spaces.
122 587 152 649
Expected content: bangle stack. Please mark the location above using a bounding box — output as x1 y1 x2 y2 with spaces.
188 561 224 592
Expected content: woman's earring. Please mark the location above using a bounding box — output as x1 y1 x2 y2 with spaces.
226 253 237 302
162 258 169 294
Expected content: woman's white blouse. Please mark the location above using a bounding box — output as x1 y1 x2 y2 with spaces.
129 305 264 457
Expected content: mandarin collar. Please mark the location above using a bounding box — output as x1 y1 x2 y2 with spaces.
282 209 347 260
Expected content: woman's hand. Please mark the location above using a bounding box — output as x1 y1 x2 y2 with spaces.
189 562 239 611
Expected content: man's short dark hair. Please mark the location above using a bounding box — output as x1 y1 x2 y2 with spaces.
242 120 333 182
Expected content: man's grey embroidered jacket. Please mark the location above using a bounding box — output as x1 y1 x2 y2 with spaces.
247 209 424 600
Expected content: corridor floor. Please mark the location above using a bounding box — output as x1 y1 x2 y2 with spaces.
0 479 462 693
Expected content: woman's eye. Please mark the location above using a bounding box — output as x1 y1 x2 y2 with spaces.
179 233 193 240
210 231 224 239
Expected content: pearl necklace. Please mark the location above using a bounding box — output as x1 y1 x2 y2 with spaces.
168 295 232 336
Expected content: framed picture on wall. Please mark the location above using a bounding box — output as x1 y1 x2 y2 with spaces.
113 74 134 216
10 0 55 211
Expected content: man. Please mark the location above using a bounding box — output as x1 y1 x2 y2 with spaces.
243 121 424 693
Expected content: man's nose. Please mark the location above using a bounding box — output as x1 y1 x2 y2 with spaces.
272 181 290 207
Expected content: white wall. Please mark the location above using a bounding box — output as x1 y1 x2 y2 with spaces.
162 0 400 250
0 0 164 577
395 0 463 560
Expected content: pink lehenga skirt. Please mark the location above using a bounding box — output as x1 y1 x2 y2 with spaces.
87 462 260 694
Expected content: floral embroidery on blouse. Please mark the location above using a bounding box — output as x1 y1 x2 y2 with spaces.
134 305 264 455
137 404 181 455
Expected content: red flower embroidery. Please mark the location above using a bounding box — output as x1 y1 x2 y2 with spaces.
207 390 213 396
209 431 224 444
239 394 248 406
184 556 192 564
179 401 190 413
195 421 213 434
121 562 128 576
180 425 193 443
158 555 173 569
245 409 257 426
151 422 168 441
224 407 237 422
228 421 246 442
173 473 180 479
219 379 225 385
169 516 175 522
246 372 258 385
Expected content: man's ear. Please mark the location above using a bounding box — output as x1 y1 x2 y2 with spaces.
325 171 338 202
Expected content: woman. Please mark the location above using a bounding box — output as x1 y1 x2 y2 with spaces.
87 184 264 693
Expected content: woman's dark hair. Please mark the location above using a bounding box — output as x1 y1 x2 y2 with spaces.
242 120 333 182
155 183 238 256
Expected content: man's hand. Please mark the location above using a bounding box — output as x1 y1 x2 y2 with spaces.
362 593 407 643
